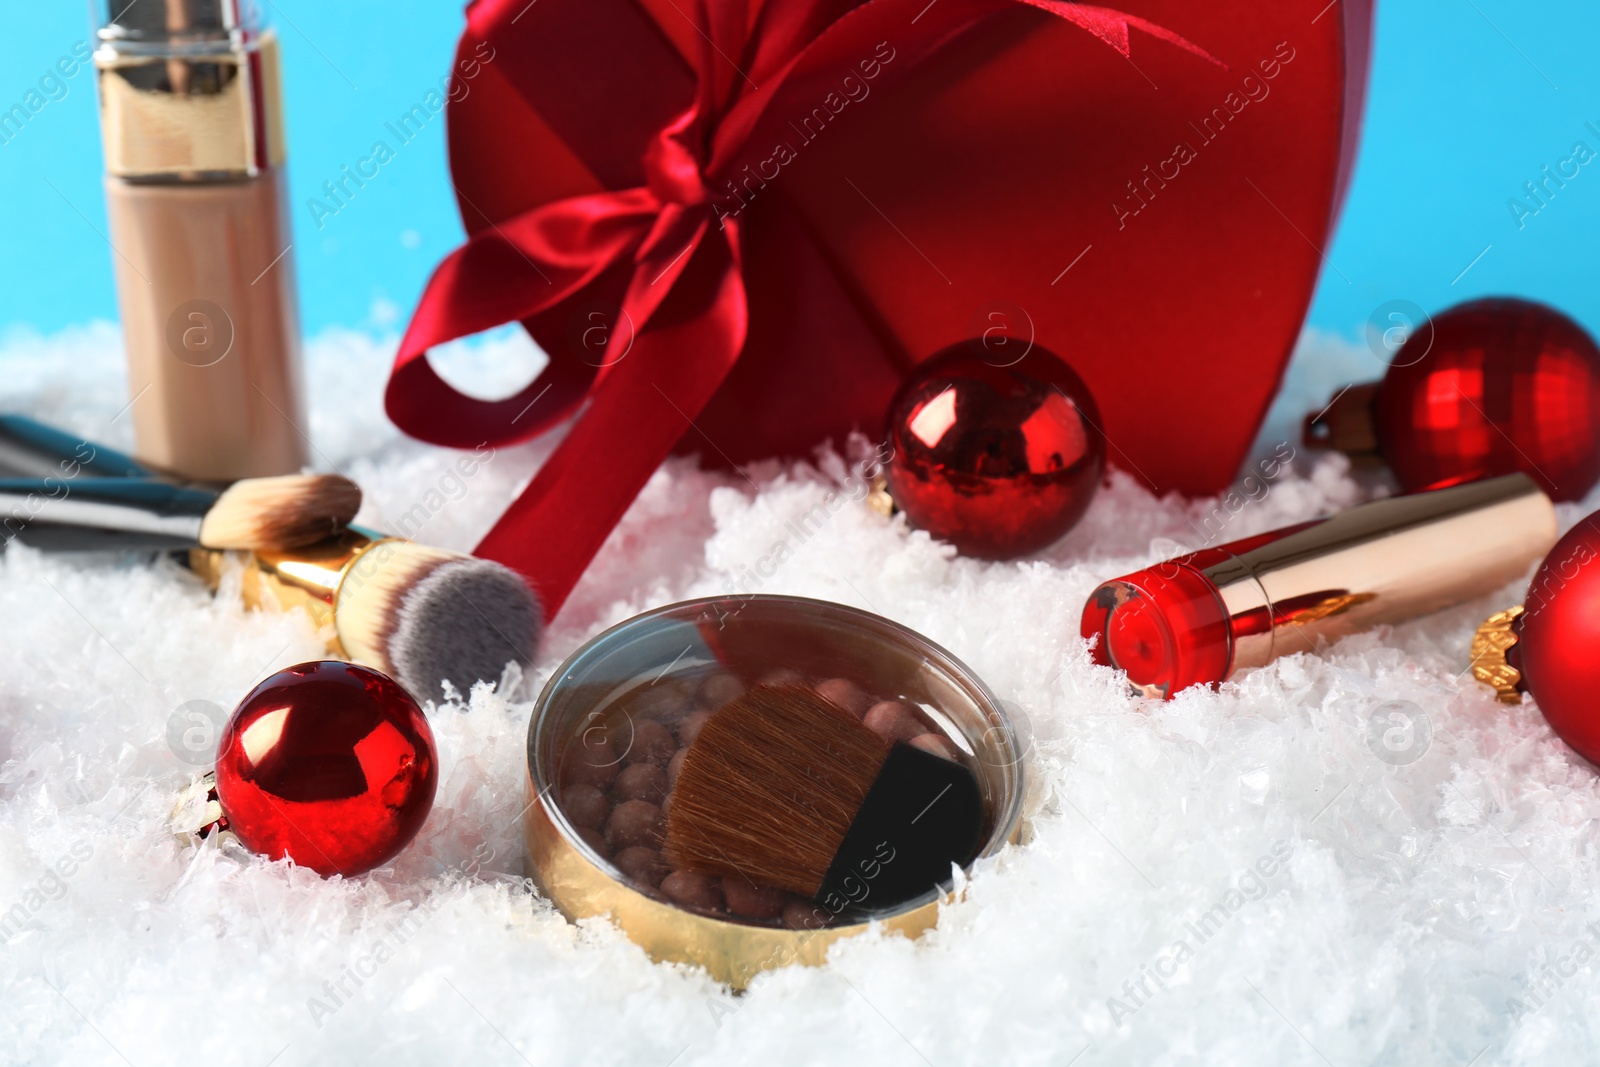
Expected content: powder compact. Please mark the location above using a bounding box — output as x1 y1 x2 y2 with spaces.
524 595 1025 987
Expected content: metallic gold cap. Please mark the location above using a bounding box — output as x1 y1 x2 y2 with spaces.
96 26 286 179
1471 605 1525 703
169 770 234 844
1303 381 1385 464
865 474 897 518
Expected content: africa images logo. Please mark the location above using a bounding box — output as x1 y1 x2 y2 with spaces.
0 41 92 148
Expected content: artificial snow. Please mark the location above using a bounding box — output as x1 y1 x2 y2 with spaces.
0 322 1596 1064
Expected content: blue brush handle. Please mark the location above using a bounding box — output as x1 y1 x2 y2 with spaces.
0 478 216 552
0 415 153 480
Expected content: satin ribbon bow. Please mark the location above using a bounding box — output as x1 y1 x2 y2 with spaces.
387 0 1214 619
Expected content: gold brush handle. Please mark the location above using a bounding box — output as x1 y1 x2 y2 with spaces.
188 528 395 654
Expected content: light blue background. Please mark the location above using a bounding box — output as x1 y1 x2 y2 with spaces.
1 1 1596 341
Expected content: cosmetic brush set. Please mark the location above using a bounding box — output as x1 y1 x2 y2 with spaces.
0 414 539 700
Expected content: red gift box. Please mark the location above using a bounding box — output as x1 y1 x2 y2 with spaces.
388 0 1372 620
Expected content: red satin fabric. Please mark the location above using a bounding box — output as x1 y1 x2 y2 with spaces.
387 0 1222 617
389 0 1221 619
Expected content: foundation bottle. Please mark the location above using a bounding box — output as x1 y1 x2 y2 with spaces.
94 0 309 481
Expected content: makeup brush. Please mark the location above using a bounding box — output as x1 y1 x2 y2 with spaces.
0 475 362 552
0 416 534 696
0 414 152 478
664 685 984 908
190 528 542 701
0 415 362 550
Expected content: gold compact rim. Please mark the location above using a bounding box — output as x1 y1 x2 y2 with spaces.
523 593 1026 989
1471 605 1525 703
523 766 947 986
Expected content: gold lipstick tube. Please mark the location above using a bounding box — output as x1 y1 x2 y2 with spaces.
1082 474 1559 699
95 0 308 482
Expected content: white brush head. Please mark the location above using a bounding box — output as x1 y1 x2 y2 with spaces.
334 540 542 701
199 474 363 550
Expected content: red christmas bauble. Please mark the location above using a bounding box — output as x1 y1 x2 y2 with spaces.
884 342 1105 559
1508 516 1600 764
1376 298 1600 502
215 661 438 876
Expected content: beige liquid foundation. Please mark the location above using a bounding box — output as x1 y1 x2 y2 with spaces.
94 0 308 482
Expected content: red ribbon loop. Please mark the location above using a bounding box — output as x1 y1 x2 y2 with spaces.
643 106 712 207
387 0 1218 619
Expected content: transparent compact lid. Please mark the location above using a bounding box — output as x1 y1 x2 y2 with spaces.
528 595 1027 929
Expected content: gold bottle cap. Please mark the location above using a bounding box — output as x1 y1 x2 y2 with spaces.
1471 605 1525 703
1303 381 1386 464
95 14 286 179
169 770 234 845
865 474 897 518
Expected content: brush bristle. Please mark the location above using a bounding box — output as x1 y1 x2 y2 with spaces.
334 540 541 701
198 474 362 550
664 685 891 898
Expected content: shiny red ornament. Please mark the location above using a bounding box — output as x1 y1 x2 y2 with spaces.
1374 298 1600 502
214 661 438 877
883 343 1105 560
1506 515 1600 765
